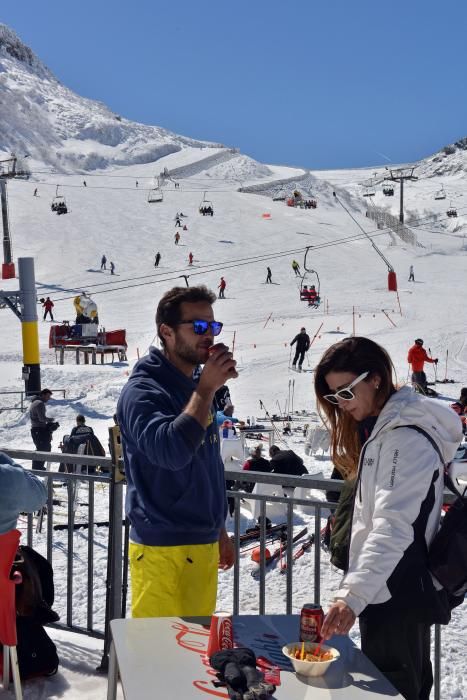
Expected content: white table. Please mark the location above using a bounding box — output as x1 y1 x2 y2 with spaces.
107 614 403 699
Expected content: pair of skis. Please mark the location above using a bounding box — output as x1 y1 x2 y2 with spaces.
280 534 315 573
251 527 309 577
238 522 287 546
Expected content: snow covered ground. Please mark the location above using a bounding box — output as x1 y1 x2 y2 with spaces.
1 22 467 700
1 143 467 698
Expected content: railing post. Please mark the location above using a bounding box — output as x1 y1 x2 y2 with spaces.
99 430 125 672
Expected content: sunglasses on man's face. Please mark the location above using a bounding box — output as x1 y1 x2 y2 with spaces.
178 320 223 336
323 371 370 405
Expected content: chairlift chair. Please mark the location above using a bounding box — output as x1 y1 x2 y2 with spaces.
199 191 214 215
147 178 163 203
50 185 68 214
382 182 394 197
434 186 447 201
300 247 321 307
147 189 163 203
272 188 287 202
362 186 375 198
446 203 458 218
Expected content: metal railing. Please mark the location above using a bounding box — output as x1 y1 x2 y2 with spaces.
0 448 445 697
0 388 67 412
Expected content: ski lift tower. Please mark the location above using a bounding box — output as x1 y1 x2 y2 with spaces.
386 166 418 224
0 154 30 279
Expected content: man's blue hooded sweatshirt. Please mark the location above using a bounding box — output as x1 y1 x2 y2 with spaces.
117 348 227 546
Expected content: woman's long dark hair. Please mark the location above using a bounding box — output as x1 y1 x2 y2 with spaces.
314 337 396 479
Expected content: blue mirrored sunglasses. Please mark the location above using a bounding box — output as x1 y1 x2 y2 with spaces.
178 320 223 336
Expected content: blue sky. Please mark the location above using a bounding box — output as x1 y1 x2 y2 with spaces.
3 0 467 169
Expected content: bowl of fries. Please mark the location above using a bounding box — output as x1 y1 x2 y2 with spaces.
282 641 340 677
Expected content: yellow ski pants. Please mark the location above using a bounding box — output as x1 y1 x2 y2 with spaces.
129 541 219 617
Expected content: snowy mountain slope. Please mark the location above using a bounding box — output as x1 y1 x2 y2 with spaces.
0 24 225 171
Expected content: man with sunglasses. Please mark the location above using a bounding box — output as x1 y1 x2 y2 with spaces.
117 285 237 619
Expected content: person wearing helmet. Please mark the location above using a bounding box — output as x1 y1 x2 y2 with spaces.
407 338 438 394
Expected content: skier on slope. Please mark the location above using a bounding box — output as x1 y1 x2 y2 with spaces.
218 277 226 299
188 252 194 265
290 327 310 371
408 265 415 282
266 266 272 284
42 297 54 321
154 252 161 267
292 260 301 276
110 261 115 275
174 232 180 245
407 338 438 395
101 254 107 270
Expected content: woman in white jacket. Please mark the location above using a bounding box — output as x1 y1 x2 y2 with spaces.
314 337 462 700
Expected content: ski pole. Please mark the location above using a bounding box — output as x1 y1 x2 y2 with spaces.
291 379 295 416
288 345 292 369
428 347 438 383
444 349 448 382
287 380 291 415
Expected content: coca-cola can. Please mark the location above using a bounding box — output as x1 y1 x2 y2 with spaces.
207 611 234 657
299 604 324 643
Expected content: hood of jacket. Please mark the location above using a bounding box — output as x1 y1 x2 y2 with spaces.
371 385 462 463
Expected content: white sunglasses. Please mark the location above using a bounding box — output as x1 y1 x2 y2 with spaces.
323 371 370 405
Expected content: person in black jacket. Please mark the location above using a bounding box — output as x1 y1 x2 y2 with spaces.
241 445 272 493
290 327 310 370
269 445 307 476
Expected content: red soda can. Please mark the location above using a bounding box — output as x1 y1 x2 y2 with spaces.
206 611 234 657
299 604 324 643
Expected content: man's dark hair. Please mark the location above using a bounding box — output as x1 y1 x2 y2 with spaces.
269 445 280 457
76 414 85 424
156 285 216 346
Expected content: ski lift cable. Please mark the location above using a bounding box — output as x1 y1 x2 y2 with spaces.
50 218 415 301
333 192 394 272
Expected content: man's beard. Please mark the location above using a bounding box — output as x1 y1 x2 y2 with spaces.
173 337 209 366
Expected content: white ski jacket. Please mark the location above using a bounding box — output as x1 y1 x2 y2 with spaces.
335 386 463 617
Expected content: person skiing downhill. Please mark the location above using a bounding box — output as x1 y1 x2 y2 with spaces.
42 297 54 321
110 261 115 275
266 267 272 284
101 255 107 270
292 260 301 276
175 232 180 245
290 327 310 370
407 338 438 395
218 277 226 299
155 252 161 268
408 265 415 282
188 252 194 266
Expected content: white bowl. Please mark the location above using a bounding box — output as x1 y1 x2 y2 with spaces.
282 642 340 678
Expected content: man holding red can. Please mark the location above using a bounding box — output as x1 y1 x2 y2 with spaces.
117 285 237 617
